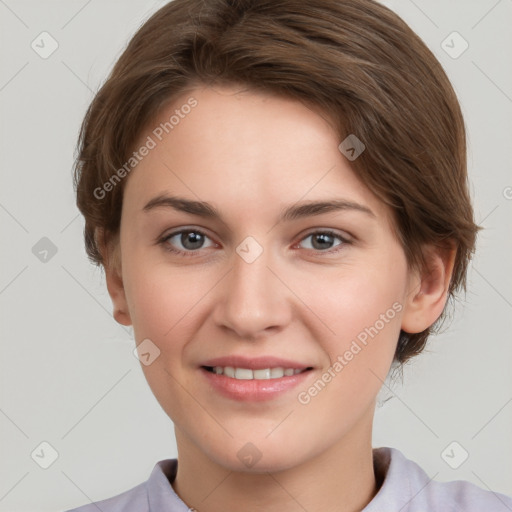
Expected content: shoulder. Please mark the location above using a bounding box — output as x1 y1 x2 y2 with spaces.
426 478 512 511
63 481 148 512
63 459 181 512
367 446 512 512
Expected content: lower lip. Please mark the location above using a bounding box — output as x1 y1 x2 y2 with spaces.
200 367 313 402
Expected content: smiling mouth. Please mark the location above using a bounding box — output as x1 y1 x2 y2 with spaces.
202 365 313 380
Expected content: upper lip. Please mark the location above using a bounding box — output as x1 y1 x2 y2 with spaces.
200 355 313 370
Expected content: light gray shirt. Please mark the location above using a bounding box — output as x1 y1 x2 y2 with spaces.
64 446 512 511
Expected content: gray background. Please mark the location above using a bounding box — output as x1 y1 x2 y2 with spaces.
0 1 511 510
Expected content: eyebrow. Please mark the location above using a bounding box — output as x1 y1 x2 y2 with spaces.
143 194 376 222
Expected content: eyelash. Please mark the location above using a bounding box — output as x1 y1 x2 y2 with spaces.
157 228 351 257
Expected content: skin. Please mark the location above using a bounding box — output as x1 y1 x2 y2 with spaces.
103 84 456 512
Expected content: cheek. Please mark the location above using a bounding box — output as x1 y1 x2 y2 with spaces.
127 272 198 342
306 254 406 388
302 257 405 340
122 261 206 414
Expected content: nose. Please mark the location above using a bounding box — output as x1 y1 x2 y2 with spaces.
212 244 292 340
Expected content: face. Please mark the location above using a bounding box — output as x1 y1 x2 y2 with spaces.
109 84 426 473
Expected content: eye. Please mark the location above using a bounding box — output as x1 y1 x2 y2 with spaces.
159 228 216 256
158 228 350 257
296 230 349 253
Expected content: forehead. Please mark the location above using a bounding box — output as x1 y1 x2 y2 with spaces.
123 84 393 228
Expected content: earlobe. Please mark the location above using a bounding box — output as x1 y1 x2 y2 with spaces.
401 243 457 334
106 269 132 326
98 230 133 327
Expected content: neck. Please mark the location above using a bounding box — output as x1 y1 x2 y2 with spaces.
172 418 378 512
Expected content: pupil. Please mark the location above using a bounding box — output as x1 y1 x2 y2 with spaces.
312 233 333 250
182 231 203 250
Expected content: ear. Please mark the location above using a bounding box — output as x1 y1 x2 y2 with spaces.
97 229 132 327
401 242 457 334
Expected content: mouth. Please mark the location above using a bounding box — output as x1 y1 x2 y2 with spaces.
199 365 315 402
201 365 313 380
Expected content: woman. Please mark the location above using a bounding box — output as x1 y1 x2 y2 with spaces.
66 0 512 510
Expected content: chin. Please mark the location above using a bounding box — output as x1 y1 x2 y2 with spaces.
203 436 310 474
220 453 301 474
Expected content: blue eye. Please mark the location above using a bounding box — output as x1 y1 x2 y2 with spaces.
158 228 350 257
159 229 215 256
298 230 348 252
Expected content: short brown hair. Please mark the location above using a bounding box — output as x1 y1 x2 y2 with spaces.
73 0 481 364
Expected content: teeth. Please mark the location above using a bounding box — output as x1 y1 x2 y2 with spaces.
223 366 235 378
210 366 306 380
270 367 284 378
235 368 253 380
253 368 271 379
